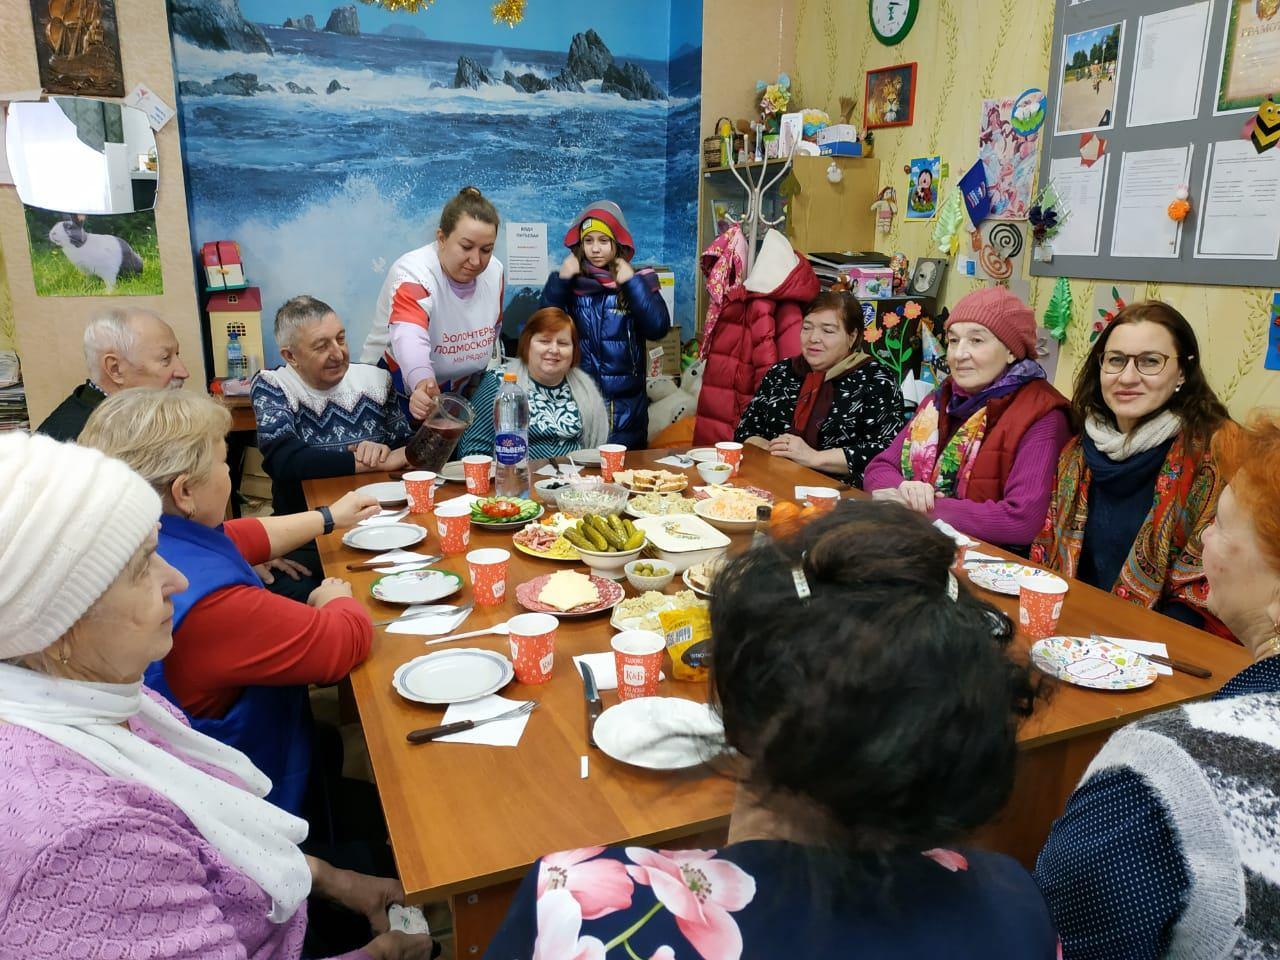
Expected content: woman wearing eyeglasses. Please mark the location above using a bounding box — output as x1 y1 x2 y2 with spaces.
1031 301 1231 633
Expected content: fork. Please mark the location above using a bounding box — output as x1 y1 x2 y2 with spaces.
373 602 473 628
405 700 537 743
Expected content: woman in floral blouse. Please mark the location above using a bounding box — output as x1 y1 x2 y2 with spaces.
486 503 1059 960
457 308 610 460
734 292 902 486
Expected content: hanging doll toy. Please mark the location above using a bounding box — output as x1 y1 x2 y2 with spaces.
870 186 898 234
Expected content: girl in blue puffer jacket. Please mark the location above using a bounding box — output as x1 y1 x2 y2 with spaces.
541 201 671 448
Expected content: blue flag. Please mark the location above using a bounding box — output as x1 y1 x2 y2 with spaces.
959 160 991 228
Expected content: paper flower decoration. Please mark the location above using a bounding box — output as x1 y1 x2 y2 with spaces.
802 108 830 138
932 189 966 256
1092 286 1127 342
756 74 791 117
1028 203 1060 245
1167 183 1190 222
1043 277 1072 343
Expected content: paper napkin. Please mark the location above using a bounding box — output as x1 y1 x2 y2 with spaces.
1103 636 1173 676
386 605 473 637
437 694 533 746
933 518 978 547
654 455 693 468
359 507 410 526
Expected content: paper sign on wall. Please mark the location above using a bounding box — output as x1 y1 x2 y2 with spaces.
505 222 548 286
123 84 176 131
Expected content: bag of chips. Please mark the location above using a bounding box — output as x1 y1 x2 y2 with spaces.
659 605 711 682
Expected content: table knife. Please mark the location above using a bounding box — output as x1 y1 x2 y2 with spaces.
1145 652 1212 679
372 603 471 628
347 554 442 572
405 700 537 744
580 662 603 748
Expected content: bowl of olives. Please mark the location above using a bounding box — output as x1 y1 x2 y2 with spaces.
624 559 675 592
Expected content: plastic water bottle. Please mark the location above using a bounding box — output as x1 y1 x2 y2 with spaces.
494 371 530 498
226 330 244 376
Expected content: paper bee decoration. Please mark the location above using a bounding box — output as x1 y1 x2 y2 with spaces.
1252 97 1280 154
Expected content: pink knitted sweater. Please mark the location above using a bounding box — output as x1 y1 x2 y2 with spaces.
0 709 372 960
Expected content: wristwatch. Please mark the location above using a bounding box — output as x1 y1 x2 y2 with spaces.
316 505 334 535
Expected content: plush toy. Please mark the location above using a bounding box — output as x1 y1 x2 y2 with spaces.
646 360 706 443
870 187 898 234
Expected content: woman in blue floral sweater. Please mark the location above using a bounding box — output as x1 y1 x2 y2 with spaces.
486 503 1059 959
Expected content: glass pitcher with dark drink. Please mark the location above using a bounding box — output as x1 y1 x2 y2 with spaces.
405 394 474 472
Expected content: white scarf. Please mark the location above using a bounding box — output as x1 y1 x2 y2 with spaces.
511 361 610 448
1085 409 1182 460
0 664 311 923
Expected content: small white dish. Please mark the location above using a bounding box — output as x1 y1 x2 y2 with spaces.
356 480 408 507
574 542 645 580
686 447 720 464
696 461 733 486
372 569 463 605
392 648 514 705
593 697 724 770
342 523 428 552
624 559 674 592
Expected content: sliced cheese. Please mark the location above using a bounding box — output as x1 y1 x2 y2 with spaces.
538 570 600 611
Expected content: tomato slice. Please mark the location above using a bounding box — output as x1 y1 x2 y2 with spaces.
482 500 521 518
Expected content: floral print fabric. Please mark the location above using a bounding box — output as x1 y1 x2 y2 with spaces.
900 395 988 498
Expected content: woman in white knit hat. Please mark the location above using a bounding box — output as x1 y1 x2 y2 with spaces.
0 432 432 960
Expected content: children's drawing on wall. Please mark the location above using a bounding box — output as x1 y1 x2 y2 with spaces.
978 90 1044 221
906 156 941 220
169 0 703 364
23 207 163 297
1055 22 1123 135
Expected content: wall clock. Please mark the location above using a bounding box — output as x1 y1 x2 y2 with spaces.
869 0 919 46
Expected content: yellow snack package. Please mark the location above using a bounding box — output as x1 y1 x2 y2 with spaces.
659 605 711 682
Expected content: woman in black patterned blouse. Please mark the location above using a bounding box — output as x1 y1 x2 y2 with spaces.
735 292 903 485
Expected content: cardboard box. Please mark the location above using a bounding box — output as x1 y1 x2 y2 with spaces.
849 267 893 300
815 124 858 145
818 141 863 157
201 242 225 291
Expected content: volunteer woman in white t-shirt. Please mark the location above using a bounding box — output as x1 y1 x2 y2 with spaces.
362 185 505 421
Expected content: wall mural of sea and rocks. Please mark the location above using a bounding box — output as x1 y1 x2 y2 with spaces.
168 0 703 365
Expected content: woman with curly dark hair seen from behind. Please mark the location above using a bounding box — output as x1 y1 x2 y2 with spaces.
486 502 1058 959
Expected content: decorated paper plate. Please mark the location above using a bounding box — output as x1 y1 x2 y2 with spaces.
392 649 514 705
593 697 725 770
965 561 1058 596
515 573 624 617
355 481 407 507
342 523 428 552
686 447 720 464
1030 636 1159 691
371 569 463 605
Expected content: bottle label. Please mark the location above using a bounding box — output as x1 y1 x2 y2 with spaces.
494 433 527 466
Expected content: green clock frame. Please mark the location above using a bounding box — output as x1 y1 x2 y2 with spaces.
869 0 919 46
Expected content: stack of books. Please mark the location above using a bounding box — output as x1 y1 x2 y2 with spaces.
805 251 891 289
0 351 29 433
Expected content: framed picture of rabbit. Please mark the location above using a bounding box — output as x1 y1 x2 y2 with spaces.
864 62 917 130
23 207 163 297
28 0 126 98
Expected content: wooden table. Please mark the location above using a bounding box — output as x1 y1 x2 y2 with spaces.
305 447 1250 957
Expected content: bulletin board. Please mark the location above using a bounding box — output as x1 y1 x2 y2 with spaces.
1030 0 1280 287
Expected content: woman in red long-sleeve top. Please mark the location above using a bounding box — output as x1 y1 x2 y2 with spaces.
81 388 381 817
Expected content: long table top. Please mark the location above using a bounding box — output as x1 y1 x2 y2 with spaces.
305 446 1250 901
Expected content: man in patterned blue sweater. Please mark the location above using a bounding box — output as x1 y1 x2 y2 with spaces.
252 295 412 597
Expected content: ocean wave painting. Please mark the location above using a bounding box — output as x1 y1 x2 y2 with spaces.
169 0 703 366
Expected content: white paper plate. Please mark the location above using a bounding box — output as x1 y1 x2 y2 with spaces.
566 447 603 465
1031 636 1159 691
438 460 495 483
372 569 463 605
356 481 408 507
392 649 514 705
342 523 428 552
593 697 724 770
965 562 1058 596
686 447 720 463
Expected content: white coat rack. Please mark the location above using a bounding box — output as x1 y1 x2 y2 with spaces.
722 127 797 274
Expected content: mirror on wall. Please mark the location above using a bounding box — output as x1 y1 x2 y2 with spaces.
5 97 158 214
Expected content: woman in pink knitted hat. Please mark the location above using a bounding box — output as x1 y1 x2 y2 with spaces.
863 286 1070 551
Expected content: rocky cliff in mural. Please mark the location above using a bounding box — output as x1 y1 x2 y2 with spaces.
323 5 360 36
169 0 271 54
282 15 317 30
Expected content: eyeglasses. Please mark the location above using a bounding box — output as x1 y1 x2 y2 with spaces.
1098 351 1179 376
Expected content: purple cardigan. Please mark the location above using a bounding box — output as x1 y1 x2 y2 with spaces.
862 405 1071 548
0 703 371 960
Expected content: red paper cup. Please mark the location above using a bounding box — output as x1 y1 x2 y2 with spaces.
715 441 744 477
507 612 558 684
462 455 493 496
403 471 437 515
806 488 840 512
433 500 472 555
598 444 627 482
467 547 510 607
1018 573 1070 640
612 630 666 701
